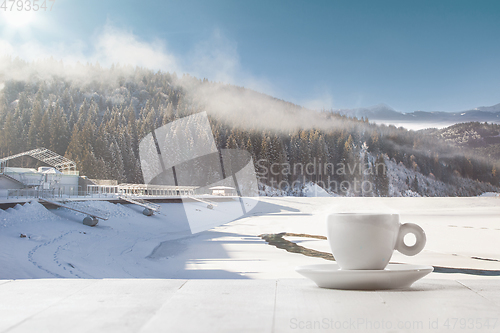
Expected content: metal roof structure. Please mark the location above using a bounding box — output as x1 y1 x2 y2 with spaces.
0 148 77 174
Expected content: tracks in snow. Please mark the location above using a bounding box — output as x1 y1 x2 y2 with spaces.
27 230 89 278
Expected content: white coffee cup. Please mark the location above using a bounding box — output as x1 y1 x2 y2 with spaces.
327 213 426 270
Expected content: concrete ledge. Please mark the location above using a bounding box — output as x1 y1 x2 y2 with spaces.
1 278 499 333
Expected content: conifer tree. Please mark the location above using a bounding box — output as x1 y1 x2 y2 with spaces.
27 100 43 149
38 109 52 149
109 140 126 183
50 104 70 155
375 155 389 196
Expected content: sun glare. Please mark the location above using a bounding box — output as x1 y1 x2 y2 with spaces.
1 10 36 28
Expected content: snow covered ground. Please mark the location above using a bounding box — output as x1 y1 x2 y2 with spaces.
1 197 499 280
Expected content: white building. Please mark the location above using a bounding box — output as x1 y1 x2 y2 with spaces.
209 186 237 196
0 148 80 198
0 166 80 197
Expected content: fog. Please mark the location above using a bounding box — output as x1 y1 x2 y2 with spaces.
0 23 479 136
0 23 363 133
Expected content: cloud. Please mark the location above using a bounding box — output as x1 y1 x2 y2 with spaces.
186 29 239 84
184 29 275 95
92 25 180 72
0 22 272 94
0 24 179 70
301 90 335 111
0 23 348 132
177 76 351 133
0 39 15 55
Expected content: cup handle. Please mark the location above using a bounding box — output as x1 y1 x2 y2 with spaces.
395 223 426 256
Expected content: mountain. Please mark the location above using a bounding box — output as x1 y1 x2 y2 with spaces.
0 58 499 196
333 103 406 120
474 103 500 112
333 103 500 127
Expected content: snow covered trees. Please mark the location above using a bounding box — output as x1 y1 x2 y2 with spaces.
0 59 498 196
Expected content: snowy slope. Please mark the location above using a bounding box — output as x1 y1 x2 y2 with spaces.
2 197 500 280
383 154 500 197
0 201 193 279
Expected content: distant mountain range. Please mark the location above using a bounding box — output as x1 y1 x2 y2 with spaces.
333 103 500 127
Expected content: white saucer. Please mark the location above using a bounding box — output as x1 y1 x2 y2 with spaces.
295 263 434 290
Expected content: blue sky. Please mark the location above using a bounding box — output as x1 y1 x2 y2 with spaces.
1 0 500 112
